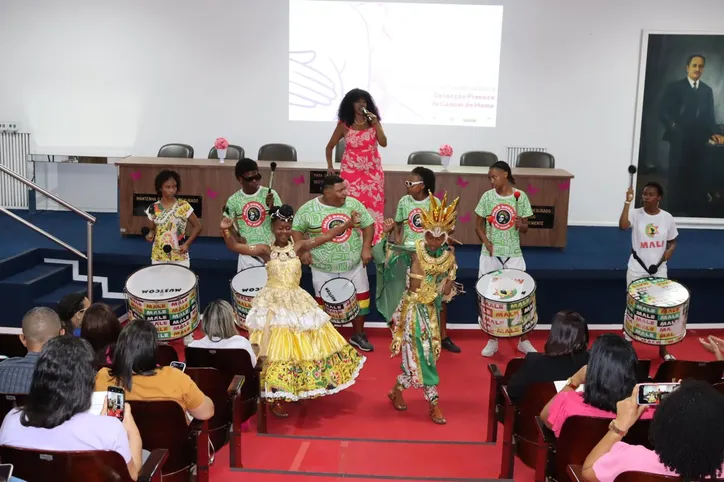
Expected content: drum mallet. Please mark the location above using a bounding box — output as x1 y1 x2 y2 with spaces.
513 190 521 228
628 165 637 189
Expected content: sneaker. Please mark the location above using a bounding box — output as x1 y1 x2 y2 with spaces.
441 337 461 353
350 333 374 352
517 339 537 354
623 332 633 342
481 339 498 357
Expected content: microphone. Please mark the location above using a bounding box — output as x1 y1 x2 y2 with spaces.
627 165 637 190
361 107 373 123
163 244 172 259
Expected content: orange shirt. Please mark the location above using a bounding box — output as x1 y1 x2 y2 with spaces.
95 366 205 412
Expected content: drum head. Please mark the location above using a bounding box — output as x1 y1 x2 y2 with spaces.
125 264 197 301
321 278 356 303
627 277 689 308
231 266 268 296
476 269 536 303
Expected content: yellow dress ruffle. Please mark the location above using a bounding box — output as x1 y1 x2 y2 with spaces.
246 242 365 401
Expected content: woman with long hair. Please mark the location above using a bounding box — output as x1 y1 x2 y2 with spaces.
325 88 387 244
0 336 143 480
80 303 122 368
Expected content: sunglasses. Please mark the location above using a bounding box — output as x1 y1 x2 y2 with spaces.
405 180 424 187
241 173 262 182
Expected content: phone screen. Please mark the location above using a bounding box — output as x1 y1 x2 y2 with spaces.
170 361 186 372
107 386 125 421
637 383 679 405
0 464 13 482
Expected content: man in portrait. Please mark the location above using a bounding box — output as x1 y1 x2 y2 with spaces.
659 54 724 217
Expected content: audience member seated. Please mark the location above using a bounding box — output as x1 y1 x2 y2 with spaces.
95 319 215 420
55 293 89 336
188 300 257 366
540 334 653 437
700 335 724 361
582 380 724 482
80 303 122 368
0 307 63 394
0 336 143 480
507 310 589 402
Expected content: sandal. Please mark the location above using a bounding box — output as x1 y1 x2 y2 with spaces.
270 400 289 418
429 403 446 425
388 388 407 411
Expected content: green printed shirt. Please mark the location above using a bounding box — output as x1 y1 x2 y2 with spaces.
223 187 282 245
394 195 431 246
292 197 374 272
474 189 533 257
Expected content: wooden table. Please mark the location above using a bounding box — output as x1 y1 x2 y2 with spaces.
116 158 574 247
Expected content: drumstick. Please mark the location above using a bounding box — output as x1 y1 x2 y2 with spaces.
268 162 277 193
628 165 637 190
448 236 463 245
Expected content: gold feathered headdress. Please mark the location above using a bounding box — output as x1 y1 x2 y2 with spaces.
420 192 459 237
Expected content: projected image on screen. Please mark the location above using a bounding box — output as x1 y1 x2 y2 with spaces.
289 1 503 127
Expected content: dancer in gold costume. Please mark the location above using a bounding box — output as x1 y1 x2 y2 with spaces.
220 205 365 417
388 193 461 425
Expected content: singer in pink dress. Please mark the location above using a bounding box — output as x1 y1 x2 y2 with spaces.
325 89 388 244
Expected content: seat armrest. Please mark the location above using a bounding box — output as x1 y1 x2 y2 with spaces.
189 417 210 434
535 415 556 444
137 448 169 482
227 375 245 396
567 464 584 482
488 363 503 379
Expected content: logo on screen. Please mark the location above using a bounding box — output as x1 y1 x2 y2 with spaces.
242 202 266 227
491 204 515 230
322 214 351 243
408 208 424 233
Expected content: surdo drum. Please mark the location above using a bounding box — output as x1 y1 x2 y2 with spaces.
124 264 200 341
320 278 359 327
476 269 538 337
231 266 268 330
624 277 689 345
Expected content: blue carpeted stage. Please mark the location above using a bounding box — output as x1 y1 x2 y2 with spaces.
1 209 723 329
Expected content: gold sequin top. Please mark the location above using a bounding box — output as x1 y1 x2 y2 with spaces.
265 242 302 289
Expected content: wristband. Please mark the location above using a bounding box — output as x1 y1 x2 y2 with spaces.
608 420 627 436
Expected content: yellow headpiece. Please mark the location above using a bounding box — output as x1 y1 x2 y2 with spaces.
420 192 459 237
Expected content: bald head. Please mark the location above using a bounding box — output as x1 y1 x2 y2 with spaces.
21 307 62 352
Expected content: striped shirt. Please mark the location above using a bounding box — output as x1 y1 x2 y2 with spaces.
0 352 40 394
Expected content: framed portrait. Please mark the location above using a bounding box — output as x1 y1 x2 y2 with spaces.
631 31 724 224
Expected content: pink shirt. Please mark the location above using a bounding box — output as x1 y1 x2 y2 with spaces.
593 442 724 482
547 391 655 437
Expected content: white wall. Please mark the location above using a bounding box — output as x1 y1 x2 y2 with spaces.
2 0 724 225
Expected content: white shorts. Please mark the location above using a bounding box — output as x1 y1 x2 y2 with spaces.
152 259 190 268
311 263 370 316
626 263 668 288
478 254 526 278
237 254 265 272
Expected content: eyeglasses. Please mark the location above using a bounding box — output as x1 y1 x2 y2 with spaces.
405 180 424 187
241 173 262 182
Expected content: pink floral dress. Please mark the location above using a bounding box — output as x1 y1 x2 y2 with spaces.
340 124 385 244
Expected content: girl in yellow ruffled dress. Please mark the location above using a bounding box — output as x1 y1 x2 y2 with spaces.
220 204 366 416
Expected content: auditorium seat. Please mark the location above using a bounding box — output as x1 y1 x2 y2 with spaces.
516 151 555 168
334 138 345 164
487 359 525 443
460 150 498 167
568 465 682 482
0 393 26 422
258 143 297 162
0 446 168 482
208 145 244 160
408 150 441 165
0 333 26 358
652 360 724 383
157 143 194 158
156 343 179 366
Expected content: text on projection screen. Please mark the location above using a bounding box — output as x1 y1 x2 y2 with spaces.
289 1 503 127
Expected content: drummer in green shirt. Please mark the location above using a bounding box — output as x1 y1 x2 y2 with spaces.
222 158 282 272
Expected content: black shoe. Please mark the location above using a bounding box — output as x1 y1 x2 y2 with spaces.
350 333 374 352
441 337 461 353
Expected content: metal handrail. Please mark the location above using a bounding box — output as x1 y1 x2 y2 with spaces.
0 164 95 302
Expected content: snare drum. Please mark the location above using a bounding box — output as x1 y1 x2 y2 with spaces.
320 278 359 327
624 277 689 346
231 266 268 330
476 269 538 338
125 264 200 341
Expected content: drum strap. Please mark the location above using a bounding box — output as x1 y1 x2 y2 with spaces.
631 249 652 273
496 256 510 268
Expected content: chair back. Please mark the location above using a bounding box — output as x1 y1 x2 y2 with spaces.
653 360 724 383
185 367 232 450
636 359 652 382
714 382 724 396
460 150 498 167
553 416 651 482
516 151 555 168
157 144 194 158
0 334 27 358
0 393 26 422
615 472 682 482
335 138 345 163
156 344 179 366
208 145 244 160
185 347 258 421
512 382 557 467
408 151 441 165
258 143 297 162
0 446 135 482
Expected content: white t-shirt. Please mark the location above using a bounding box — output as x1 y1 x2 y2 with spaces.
188 335 257 367
627 208 678 271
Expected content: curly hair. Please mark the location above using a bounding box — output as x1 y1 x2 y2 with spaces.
583 334 638 413
154 170 181 195
650 380 724 480
337 88 381 126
